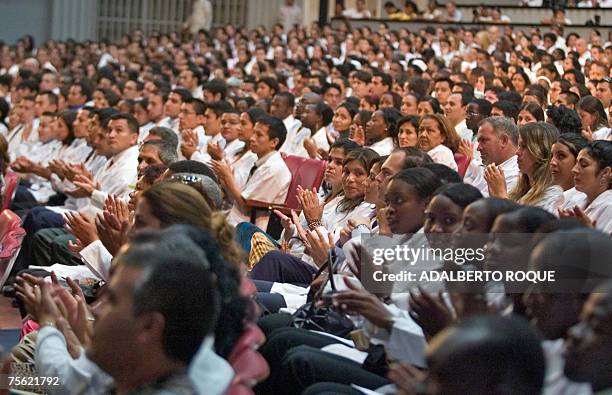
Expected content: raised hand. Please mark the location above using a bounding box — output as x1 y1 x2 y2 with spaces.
484 164 507 198
408 287 454 339
207 142 224 161
64 212 99 248
296 186 323 225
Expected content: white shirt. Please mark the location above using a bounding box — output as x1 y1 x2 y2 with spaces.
227 150 291 229
427 144 458 171
191 131 226 164
464 155 519 197
454 119 473 141
223 138 246 159
191 85 203 100
22 140 64 203
284 126 311 158
312 126 331 156
50 152 108 211
48 146 138 218
342 8 372 18
158 116 180 133
61 138 94 165
79 239 113 281
138 122 155 143
284 195 374 267
560 187 587 211
24 140 63 166
582 189 612 234
593 127 611 141
36 326 233 395
369 137 395 156
278 4 303 32
6 124 29 161
527 185 565 214
229 150 258 190
280 116 304 155
542 339 593 395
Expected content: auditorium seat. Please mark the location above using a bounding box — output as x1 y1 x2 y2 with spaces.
0 209 26 289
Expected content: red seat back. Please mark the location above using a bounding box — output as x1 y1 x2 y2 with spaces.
282 155 327 210
2 171 19 211
454 153 468 178
0 209 26 288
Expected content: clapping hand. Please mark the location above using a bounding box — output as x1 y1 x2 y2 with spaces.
64 212 98 248
483 164 507 198
296 186 323 225
180 129 198 159
458 139 474 165
558 205 596 228
207 142 224 161
408 287 454 339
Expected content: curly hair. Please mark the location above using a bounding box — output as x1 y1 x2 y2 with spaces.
546 105 582 135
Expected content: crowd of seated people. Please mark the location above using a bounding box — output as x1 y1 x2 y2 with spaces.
0 9 611 395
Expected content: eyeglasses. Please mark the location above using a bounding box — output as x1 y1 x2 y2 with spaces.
170 173 203 185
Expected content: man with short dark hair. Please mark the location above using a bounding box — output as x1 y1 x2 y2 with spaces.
177 97 207 160
444 92 473 141
224 115 291 229
147 90 169 127
161 88 191 133
86 232 218 394
67 81 92 110
178 66 203 99
369 70 392 98
595 78 611 111
203 79 227 102
13 113 140 270
465 98 492 139
256 77 279 100
433 77 454 106
281 92 322 155
271 92 298 148
565 279 612 393
351 71 371 99
182 100 230 164
34 91 59 118
421 315 545 395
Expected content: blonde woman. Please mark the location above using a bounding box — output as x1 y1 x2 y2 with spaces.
418 113 461 171
485 122 564 213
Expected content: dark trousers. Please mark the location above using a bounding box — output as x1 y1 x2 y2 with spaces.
33 228 79 267
250 250 317 286
257 312 293 338
10 184 39 212
254 279 288 314
279 346 389 393
11 207 71 276
255 327 342 395
303 382 364 395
